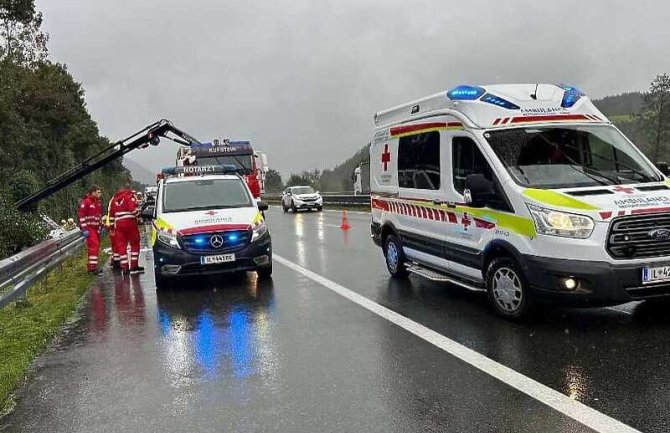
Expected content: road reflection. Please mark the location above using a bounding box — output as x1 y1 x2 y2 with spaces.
156 274 277 386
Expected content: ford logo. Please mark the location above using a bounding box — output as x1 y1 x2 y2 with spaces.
648 228 670 240
209 235 224 248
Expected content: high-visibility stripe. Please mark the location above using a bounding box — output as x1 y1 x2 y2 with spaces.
523 188 599 211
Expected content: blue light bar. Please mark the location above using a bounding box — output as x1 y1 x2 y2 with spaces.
447 85 486 100
559 84 585 108
194 236 207 245
227 233 239 242
480 93 520 110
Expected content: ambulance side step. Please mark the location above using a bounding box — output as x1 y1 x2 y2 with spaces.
406 263 485 292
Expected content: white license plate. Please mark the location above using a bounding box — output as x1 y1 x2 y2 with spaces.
201 254 235 265
642 265 670 283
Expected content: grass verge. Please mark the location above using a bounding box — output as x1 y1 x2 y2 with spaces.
0 245 105 415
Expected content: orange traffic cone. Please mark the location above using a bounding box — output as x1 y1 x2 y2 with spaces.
340 209 351 230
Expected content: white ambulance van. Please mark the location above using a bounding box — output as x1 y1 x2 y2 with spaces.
370 84 670 319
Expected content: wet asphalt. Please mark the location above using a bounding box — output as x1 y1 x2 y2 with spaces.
1 207 669 432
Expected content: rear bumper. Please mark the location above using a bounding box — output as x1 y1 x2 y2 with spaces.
523 255 670 306
153 232 272 278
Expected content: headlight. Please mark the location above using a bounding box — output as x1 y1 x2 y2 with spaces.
157 229 181 249
251 218 268 242
527 204 594 239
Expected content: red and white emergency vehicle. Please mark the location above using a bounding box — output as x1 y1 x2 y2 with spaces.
370 83 670 319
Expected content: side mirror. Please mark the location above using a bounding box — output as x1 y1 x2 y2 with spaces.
656 162 670 176
464 174 495 208
257 201 269 211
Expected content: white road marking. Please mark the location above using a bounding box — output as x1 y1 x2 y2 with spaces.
605 306 634 316
274 254 640 433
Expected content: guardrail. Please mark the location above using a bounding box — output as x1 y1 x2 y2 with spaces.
0 230 85 310
262 193 370 207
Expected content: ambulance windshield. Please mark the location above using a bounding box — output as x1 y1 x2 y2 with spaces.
162 178 253 213
485 125 661 189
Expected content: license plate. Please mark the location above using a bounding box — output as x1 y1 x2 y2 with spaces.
201 254 235 265
642 265 670 283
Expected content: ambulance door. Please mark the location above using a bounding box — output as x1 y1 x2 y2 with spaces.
446 133 502 282
396 128 450 273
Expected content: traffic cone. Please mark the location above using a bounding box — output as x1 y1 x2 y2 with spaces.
340 209 351 230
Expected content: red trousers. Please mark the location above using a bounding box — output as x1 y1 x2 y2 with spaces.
116 220 140 270
85 228 100 271
110 230 123 264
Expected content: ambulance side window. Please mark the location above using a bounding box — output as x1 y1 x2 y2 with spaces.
453 137 493 194
453 137 511 212
397 131 440 190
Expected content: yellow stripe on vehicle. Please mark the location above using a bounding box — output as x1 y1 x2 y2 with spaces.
454 205 537 237
523 189 600 211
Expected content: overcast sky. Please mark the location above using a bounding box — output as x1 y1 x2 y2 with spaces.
37 0 670 178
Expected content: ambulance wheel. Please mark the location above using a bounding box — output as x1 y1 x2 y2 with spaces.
154 271 170 291
485 257 533 320
257 263 273 280
384 234 408 278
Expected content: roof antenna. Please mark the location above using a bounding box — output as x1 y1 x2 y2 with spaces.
530 83 539 100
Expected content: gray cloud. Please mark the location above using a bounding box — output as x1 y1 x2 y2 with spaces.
37 0 670 177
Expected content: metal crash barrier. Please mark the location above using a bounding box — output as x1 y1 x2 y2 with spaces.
262 193 370 207
0 230 85 310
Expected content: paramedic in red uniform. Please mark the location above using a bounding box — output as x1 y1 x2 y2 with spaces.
78 186 103 274
106 191 124 269
110 186 145 275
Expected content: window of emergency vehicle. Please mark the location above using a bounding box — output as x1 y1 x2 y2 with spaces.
397 131 440 190
484 125 661 189
162 178 253 213
453 136 510 211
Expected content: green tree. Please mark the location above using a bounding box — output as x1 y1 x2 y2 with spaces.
264 169 284 192
639 73 670 162
0 0 48 65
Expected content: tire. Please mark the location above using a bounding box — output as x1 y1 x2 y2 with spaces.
384 234 408 278
257 263 273 280
485 256 533 320
317 206 323 212
154 271 170 291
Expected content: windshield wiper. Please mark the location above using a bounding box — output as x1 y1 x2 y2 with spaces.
576 165 620 186
589 153 659 183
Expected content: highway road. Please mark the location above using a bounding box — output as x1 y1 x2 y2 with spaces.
2 207 669 432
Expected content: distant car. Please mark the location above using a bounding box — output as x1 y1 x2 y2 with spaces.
281 186 323 212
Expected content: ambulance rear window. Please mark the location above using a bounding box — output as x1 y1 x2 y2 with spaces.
397 131 440 190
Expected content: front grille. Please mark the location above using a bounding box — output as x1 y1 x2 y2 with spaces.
300 197 317 202
607 214 670 259
181 230 251 254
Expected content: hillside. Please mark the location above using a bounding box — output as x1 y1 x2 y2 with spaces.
123 158 155 186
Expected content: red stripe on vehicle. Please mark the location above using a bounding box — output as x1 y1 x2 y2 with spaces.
474 218 496 229
179 224 251 235
371 198 389 211
492 118 501 126
599 211 613 220
390 122 447 137
631 206 670 215
510 114 590 124
447 122 463 128
617 210 626 216
447 212 457 223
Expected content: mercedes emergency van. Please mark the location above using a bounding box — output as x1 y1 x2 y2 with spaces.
151 165 272 289
370 84 670 319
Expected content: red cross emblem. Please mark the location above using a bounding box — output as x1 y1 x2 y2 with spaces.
461 213 471 230
205 210 217 216
381 144 391 171
613 186 636 194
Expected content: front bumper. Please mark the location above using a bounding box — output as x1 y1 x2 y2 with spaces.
153 231 272 278
293 200 322 209
522 255 670 306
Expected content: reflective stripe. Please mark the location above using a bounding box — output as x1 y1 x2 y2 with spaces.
116 215 136 221
523 189 599 211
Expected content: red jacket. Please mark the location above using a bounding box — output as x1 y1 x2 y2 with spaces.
78 194 102 230
110 189 139 227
